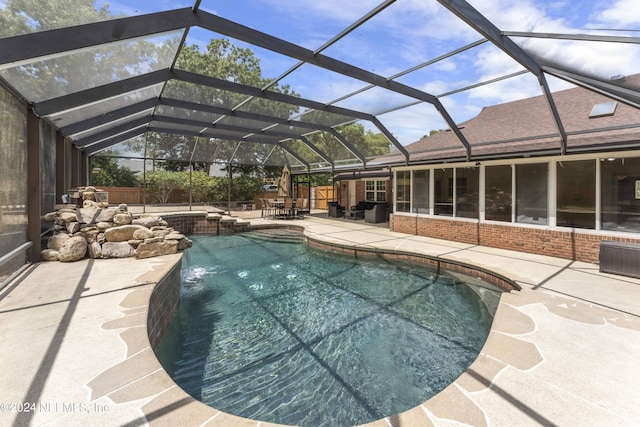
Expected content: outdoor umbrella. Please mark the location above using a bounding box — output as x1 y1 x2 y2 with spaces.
277 165 290 198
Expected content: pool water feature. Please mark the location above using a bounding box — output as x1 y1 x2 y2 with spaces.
156 232 501 427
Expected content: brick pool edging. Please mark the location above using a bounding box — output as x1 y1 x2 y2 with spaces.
304 235 520 293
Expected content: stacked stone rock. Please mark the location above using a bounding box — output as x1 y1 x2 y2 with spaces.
42 187 192 262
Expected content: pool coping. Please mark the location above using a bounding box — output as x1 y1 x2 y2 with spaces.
1 215 639 426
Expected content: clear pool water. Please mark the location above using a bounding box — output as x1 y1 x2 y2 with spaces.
156 232 500 427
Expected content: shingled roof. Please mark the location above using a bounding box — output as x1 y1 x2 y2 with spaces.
376 74 640 166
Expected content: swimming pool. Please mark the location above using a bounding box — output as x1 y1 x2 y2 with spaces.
155 231 501 427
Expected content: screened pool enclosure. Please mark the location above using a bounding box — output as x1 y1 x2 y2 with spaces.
3 1 640 171
1 0 640 279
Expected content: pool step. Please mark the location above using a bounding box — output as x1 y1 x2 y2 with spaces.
242 229 305 243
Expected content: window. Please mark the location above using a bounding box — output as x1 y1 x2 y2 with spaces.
516 163 548 225
485 165 512 222
456 167 479 218
366 179 386 202
412 170 429 214
589 101 617 118
394 173 410 212
601 157 640 232
434 168 453 216
557 160 595 229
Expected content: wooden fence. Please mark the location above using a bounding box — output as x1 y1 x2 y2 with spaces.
99 185 339 209
96 187 197 205
96 187 144 204
313 185 339 210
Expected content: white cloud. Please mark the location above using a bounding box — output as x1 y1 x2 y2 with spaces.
466 0 571 32
422 79 456 96
377 103 449 145
474 45 524 77
593 0 640 27
187 0 640 145
467 73 541 104
260 0 382 24
443 0 640 102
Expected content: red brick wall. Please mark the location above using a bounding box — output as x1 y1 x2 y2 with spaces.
425 217 479 245
391 214 640 263
391 213 416 235
355 181 365 207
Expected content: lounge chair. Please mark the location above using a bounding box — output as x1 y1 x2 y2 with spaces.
365 204 387 223
328 202 345 218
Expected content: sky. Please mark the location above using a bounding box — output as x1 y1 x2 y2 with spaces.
6 0 640 146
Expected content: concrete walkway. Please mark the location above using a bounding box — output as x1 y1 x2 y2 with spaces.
1 213 639 426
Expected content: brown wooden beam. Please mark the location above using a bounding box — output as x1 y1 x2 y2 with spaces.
26 111 41 261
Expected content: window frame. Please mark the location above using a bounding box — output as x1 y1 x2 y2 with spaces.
365 179 387 202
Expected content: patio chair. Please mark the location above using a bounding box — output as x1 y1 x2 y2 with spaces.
259 198 269 218
364 204 387 223
281 197 295 219
328 202 345 218
296 198 309 217
271 198 282 212
265 198 278 219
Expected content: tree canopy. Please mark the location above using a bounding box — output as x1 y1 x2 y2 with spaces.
0 0 179 101
91 156 138 187
0 0 112 36
1 0 393 173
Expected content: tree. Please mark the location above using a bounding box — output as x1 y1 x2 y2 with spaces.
0 0 113 37
141 39 301 174
181 171 215 203
91 156 137 187
301 122 391 164
364 129 392 155
422 130 440 139
143 170 182 204
0 1 179 102
211 175 262 203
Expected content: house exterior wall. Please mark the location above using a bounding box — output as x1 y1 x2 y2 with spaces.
354 181 365 207
390 151 640 264
391 215 623 263
339 181 349 207
336 179 393 208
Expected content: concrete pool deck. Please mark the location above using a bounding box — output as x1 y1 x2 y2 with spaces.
1 212 639 426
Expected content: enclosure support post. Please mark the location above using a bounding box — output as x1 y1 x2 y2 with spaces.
227 164 232 215
26 110 41 261
142 134 147 213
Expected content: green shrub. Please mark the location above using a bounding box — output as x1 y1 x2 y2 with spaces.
144 170 182 203
181 171 216 203
140 170 262 204
209 175 261 203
